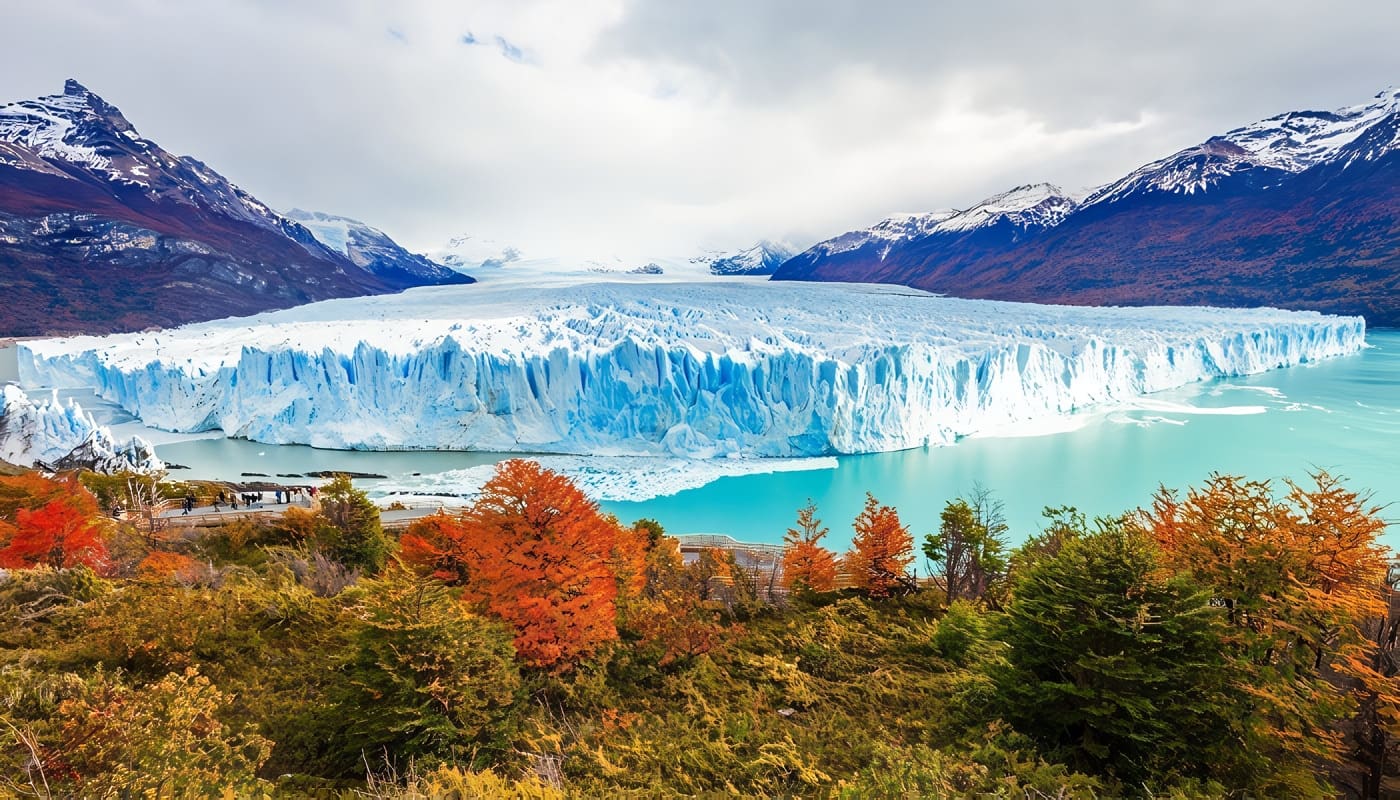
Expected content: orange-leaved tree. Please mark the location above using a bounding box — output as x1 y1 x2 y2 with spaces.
1138 471 1394 790
0 486 108 572
401 459 640 670
782 499 837 593
846 492 913 599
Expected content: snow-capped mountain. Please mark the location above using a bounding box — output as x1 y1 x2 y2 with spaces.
934 184 1082 234
282 208 468 286
1085 87 1400 206
775 87 1400 325
433 232 523 272
429 234 796 283
0 80 469 337
19 282 1362 459
701 240 800 275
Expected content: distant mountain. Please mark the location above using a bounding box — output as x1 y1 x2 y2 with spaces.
430 234 799 281
0 80 470 336
700 240 800 276
433 232 522 272
775 88 1400 325
281 208 465 287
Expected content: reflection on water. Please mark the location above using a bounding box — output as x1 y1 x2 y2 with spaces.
147 331 1400 552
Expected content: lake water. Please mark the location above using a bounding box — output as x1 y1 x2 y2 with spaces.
10 331 1398 553
136 330 1400 553
606 331 1400 552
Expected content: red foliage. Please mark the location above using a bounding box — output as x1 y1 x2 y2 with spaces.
782 500 838 593
846 493 914 599
0 472 85 519
0 498 109 572
402 459 641 670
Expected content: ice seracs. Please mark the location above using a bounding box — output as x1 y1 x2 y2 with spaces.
0 385 163 473
19 282 1366 460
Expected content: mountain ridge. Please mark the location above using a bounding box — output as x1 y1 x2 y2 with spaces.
0 80 470 337
774 87 1400 325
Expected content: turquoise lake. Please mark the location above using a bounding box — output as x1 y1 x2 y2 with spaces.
147 329 1400 553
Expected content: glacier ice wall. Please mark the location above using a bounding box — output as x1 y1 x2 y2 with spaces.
17 282 1366 458
0 384 164 473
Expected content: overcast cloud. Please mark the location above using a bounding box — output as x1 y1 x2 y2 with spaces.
4 0 1399 259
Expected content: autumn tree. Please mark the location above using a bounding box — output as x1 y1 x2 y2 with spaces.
0 472 86 520
622 533 726 667
0 497 108 572
401 459 640 670
783 500 838 594
846 493 914 599
1138 471 1393 794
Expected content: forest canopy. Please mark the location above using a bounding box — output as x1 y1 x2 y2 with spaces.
0 463 1395 798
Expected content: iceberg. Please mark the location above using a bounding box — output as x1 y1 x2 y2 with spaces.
0 384 164 473
17 282 1365 458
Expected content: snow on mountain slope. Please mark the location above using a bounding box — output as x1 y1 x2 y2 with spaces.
433 233 523 271
282 208 469 285
0 385 163 473
792 185 1078 267
0 79 299 235
429 234 791 285
804 211 958 259
932 184 1080 234
702 240 800 275
1086 87 1400 206
18 282 1364 459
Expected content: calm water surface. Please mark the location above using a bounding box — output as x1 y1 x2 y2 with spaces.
143 330 1400 552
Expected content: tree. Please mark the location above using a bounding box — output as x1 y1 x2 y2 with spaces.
334 567 521 770
846 493 913 599
401 459 638 670
923 492 1007 605
621 535 726 667
782 500 838 594
317 474 389 573
1006 505 1087 586
0 472 82 520
0 498 108 572
993 519 1245 787
1138 471 1393 794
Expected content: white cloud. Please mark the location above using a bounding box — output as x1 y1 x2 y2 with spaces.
3 0 1399 261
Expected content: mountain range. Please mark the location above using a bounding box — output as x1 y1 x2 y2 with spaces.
0 80 469 337
775 88 1400 325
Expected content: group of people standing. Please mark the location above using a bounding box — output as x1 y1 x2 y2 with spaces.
178 486 316 515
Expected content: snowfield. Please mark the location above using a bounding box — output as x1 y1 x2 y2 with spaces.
17 281 1366 458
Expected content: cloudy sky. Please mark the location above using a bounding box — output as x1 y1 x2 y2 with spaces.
5 0 1400 259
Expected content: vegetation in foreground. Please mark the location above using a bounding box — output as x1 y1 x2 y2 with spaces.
0 462 1396 798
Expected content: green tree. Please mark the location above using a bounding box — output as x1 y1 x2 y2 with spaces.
923 493 1007 605
333 567 522 771
992 519 1244 788
318 474 389 573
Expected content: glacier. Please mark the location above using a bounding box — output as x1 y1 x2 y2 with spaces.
0 384 164 473
16 281 1366 459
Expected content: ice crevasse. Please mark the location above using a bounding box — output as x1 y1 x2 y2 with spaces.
17 282 1366 458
